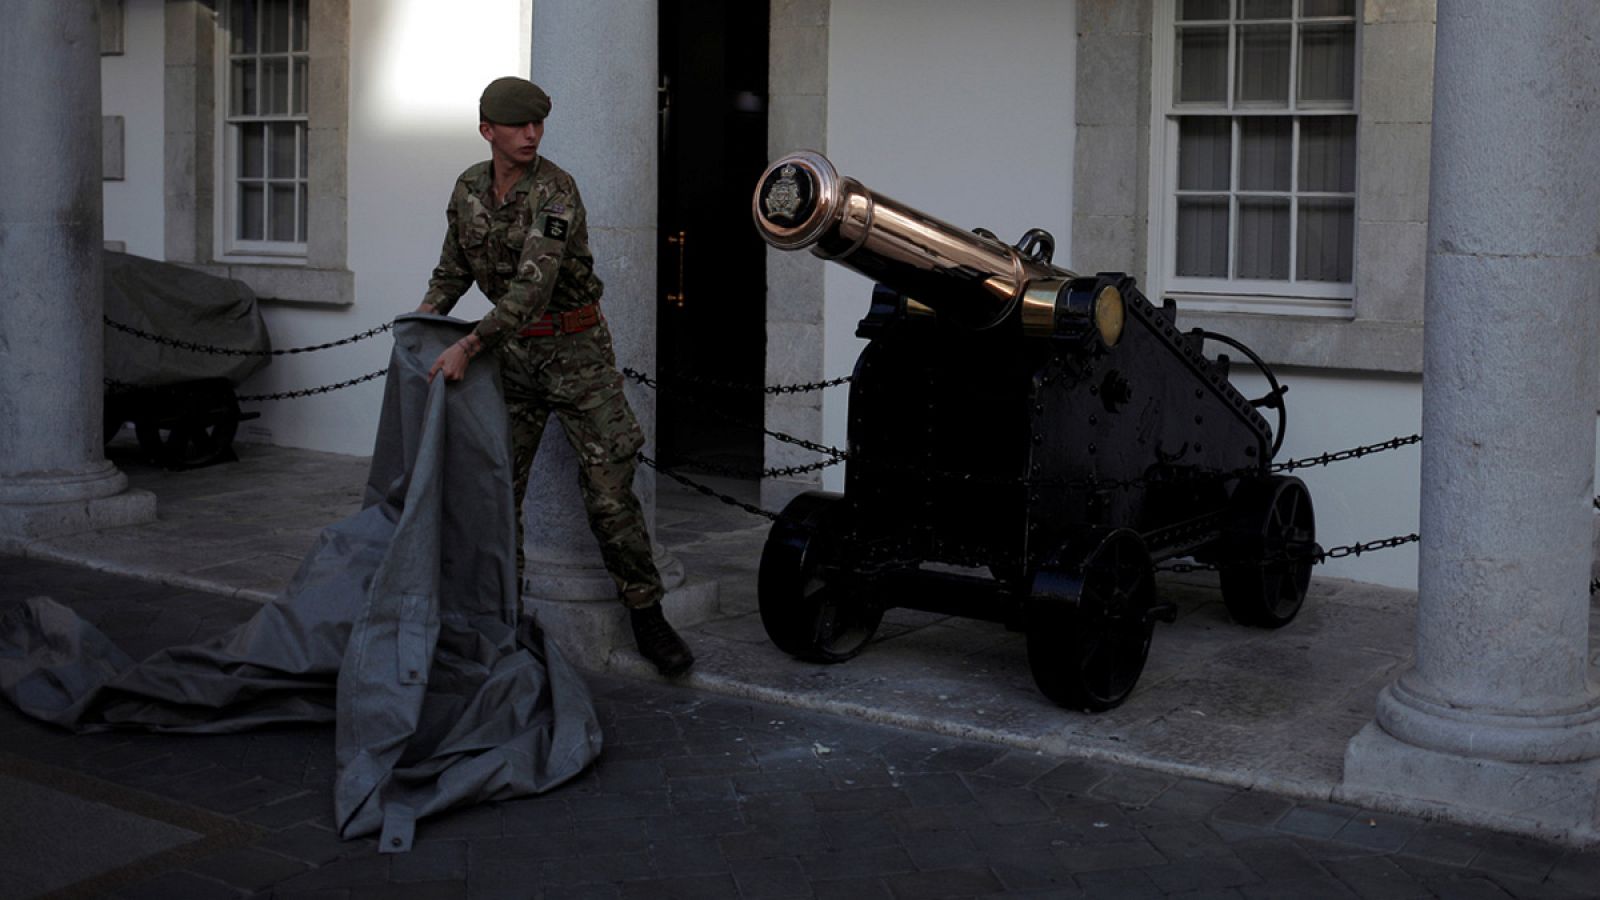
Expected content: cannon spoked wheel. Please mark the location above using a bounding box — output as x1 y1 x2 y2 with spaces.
130 379 247 469
1219 475 1316 628
758 492 883 663
136 417 240 469
1027 528 1159 712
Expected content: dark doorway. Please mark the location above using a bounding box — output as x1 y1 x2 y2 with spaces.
657 0 769 474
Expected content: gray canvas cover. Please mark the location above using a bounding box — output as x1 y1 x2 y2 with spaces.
103 250 273 387
0 316 602 852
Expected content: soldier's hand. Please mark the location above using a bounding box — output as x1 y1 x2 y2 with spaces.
427 335 482 383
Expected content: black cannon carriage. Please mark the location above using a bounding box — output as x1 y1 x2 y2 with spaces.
751 152 1319 711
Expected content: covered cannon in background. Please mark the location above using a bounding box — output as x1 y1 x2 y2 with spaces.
102 251 269 469
751 151 1318 711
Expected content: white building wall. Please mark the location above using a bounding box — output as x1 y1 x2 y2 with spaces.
821 0 1079 491
238 0 529 455
101 0 166 259
1230 370 1423 589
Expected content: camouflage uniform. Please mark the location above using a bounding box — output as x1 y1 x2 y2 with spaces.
419 156 662 609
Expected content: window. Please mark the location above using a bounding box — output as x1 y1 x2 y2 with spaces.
222 0 309 255
1154 0 1359 315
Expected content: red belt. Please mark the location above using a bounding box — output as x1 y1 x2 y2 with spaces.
517 303 602 337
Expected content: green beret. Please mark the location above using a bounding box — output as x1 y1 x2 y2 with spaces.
479 77 551 125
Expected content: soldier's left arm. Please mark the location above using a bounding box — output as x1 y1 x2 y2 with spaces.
469 179 581 350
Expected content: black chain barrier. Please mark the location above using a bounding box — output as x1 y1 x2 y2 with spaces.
235 369 389 402
622 367 850 470
104 371 390 402
639 369 852 396
1156 533 1422 575
638 452 779 522
1270 434 1421 473
104 315 393 357
99 319 1600 593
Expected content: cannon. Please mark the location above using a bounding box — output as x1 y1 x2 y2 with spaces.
751 151 1318 711
101 251 269 469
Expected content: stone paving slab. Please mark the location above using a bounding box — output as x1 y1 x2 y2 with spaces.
2 558 1600 898
7 442 1600 857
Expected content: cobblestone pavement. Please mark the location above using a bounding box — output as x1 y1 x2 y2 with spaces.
3 557 1599 900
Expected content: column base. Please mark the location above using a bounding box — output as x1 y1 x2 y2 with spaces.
1376 676 1600 763
1343 722 1600 846
0 488 156 548
523 574 720 671
521 544 686 603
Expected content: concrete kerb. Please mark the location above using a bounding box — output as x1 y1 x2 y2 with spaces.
13 539 279 605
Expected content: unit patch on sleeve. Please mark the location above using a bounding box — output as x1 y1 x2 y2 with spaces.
542 215 570 240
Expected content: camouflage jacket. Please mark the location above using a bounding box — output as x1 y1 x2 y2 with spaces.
419 156 604 350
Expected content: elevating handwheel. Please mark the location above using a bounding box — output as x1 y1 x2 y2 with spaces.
1026 528 1160 711
758 492 884 663
1219 475 1317 628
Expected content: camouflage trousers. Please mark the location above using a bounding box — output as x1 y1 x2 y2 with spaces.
498 320 663 609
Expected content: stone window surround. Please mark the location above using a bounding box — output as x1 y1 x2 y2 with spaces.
1074 0 1434 375
163 0 352 306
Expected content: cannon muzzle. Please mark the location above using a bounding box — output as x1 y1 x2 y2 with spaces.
752 151 1122 343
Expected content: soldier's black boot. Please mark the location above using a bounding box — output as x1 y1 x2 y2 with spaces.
630 603 694 676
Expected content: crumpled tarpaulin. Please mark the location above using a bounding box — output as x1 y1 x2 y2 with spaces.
0 315 602 852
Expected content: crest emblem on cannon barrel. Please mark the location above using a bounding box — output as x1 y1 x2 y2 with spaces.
761 164 805 222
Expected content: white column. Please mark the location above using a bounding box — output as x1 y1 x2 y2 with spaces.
0 0 155 545
519 1 702 664
1343 0 1600 841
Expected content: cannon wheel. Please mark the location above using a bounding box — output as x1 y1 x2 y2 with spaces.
1026 528 1157 712
136 417 240 469
758 492 883 663
1219 475 1316 628
132 379 245 469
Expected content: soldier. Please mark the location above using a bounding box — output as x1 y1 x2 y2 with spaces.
416 76 693 676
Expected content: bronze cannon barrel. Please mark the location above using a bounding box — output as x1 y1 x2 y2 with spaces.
752 150 1114 338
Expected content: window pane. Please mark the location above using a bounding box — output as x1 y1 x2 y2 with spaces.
292 0 309 52
270 184 297 242
293 57 308 115
269 123 296 178
1299 23 1356 105
1298 198 1354 281
299 125 308 179
239 184 264 241
1178 118 1231 190
263 0 290 53
298 187 308 243
1237 198 1290 279
230 59 257 116
262 57 289 115
1177 27 1228 104
1301 0 1354 16
1236 25 1290 106
1241 0 1292 17
239 123 265 178
1176 197 1230 277
1299 116 1356 192
229 0 255 54
1239 117 1291 191
1178 0 1229 20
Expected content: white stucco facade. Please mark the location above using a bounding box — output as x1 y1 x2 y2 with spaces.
253 0 529 454
93 0 1591 594
101 0 166 260
819 0 1078 498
